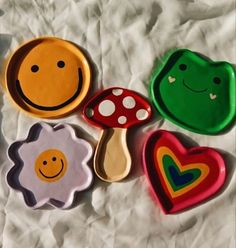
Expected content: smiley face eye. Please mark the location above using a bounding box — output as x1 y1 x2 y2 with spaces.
213 77 221 84
179 64 187 71
57 60 65 68
52 157 57 161
43 160 47 165
31 65 39 72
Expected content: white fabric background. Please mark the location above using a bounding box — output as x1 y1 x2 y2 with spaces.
0 0 235 247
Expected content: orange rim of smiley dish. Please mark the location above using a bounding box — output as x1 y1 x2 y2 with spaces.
5 37 91 118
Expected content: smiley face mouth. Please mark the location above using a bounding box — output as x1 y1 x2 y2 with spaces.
39 159 64 179
183 80 207 93
16 68 83 111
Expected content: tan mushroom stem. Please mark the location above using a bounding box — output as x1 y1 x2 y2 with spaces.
94 127 131 182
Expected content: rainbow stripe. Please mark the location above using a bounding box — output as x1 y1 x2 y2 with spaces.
156 146 209 198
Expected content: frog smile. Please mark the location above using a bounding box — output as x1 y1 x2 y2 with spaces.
183 80 207 93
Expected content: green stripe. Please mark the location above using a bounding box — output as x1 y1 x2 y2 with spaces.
163 155 201 192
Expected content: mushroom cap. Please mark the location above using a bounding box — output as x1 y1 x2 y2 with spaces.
83 87 152 129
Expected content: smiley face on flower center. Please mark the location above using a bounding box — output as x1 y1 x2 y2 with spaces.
35 149 68 182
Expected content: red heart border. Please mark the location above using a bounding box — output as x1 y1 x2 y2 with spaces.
142 130 226 214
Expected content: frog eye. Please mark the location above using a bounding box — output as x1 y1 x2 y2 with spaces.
179 64 187 71
213 77 221 84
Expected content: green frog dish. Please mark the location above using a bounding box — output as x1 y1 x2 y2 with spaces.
150 49 236 134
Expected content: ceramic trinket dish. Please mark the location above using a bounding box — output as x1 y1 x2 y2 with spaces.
7 122 93 209
150 49 236 134
83 87 152 182
143 130 226 214
5 37 91 118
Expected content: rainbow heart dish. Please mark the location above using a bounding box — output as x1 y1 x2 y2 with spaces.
143 130 226 214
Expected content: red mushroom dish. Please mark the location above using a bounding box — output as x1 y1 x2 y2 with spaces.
83 87 152 182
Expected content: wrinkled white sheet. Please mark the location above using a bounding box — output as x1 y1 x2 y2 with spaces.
0 0 235 247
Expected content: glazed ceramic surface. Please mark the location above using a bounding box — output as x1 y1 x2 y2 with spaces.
150 49 236 134
83 87 152 182
143 130 226 214
5 37 91 118
7 122 93 209
84 87 151 129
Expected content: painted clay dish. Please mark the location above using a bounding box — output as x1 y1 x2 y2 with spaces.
7 122 93 209
83 87 152 182
143 130 226 213
150 49 236 134
5 37 91 118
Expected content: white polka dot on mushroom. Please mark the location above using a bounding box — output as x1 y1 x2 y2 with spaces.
136 109 149 120
118 116 127 125
85 108 94 118
112 89 123 96
122 96 136 109
98 100 116 117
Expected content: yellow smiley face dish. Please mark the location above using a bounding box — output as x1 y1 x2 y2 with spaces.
5 37 91 118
